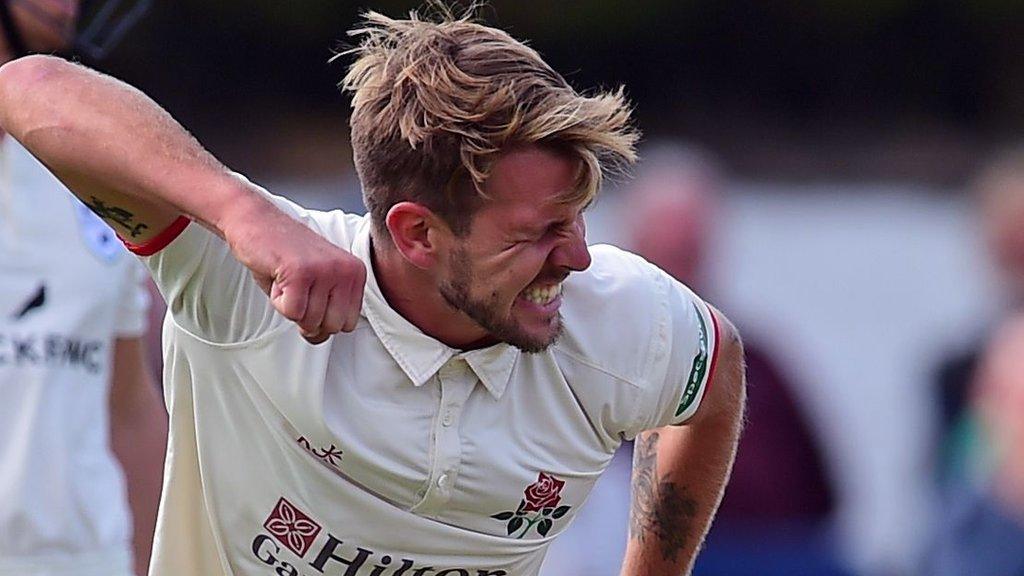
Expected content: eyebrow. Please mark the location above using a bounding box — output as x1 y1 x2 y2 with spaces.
516 216 571 237
509 200 590 237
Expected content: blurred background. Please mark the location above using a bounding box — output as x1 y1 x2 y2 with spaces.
94 2 1024 575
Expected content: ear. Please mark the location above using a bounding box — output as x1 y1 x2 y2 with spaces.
385 202 450 269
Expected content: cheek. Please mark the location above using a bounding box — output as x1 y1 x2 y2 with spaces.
484 246 549 291
513 246 556 284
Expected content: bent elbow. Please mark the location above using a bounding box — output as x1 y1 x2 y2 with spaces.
0 54 68 87
0 55 72 136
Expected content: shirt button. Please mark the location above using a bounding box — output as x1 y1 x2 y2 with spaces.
437 473 450 489
442 408 454 427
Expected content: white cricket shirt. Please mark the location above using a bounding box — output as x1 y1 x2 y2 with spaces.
0 139 149 576
139 187 719 576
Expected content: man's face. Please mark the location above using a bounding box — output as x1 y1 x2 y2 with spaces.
981 178 1024 300
8 0 78 53
436 146 592 353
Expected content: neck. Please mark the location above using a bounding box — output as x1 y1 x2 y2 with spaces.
370 235 493 350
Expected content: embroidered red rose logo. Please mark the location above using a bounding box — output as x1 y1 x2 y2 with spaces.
263 498 322 557
491 472 571 538
523 472 564 511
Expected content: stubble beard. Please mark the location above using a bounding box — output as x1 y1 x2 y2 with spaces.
439 247 562 354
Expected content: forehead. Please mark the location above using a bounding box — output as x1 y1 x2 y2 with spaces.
475 146 585 226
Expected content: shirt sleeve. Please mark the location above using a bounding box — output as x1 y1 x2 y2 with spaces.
634 276 721 431
113 257 151 338
135 183 338 345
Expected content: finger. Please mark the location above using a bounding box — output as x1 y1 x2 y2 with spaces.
298 280 329 336
341 276 365 333
320 286 348 336
302 331 330 345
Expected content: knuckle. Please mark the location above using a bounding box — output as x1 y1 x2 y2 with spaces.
275 302 303 321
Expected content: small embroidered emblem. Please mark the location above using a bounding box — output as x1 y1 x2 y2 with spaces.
297 436 344 468
263 498 322 557
490 472 571 538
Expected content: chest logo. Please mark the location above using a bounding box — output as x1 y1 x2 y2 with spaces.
263 498 323 558
297 436 344 469
490 472 571 538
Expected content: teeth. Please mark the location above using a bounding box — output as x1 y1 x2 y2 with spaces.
522 283 562 305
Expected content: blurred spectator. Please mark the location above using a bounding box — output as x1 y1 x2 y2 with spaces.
922 315 1024 576
921 147 1024 575
933 146 1024 483
542 143 848 576
0 2 165 575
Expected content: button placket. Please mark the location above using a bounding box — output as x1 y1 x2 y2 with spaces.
412 359 475 514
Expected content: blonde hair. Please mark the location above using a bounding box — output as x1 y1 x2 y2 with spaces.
339 5 639 236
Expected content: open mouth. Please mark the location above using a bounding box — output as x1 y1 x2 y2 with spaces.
521 283 563 306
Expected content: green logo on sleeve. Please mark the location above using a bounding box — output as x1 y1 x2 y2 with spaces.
675 303 710 417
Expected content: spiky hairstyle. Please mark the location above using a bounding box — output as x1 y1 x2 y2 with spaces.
340 5 639 237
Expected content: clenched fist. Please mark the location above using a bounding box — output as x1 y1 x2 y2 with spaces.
221 194 366 344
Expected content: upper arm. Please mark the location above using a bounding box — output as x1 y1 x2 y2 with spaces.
683 306 746 428
0 55 226 244
0 55 180 242
109 265 161 415
631 280 745 435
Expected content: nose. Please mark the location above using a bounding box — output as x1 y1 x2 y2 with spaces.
551 218 591 272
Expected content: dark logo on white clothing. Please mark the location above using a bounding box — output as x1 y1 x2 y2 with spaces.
264 498 322 557
253 498 508 576
0 333 104 374
298 436 344 469
12 284 45 320
5 285 105 374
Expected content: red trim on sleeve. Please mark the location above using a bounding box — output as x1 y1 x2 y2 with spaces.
121 216 191 256
704 307 722 394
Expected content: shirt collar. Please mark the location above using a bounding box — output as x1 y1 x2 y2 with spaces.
351 220 519 398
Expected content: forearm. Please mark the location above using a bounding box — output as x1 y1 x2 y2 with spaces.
0 55 264 242
110 339 168 576
622 310 746 576
111 401 166 576
621 413 743 575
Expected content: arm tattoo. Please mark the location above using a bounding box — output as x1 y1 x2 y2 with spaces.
630 432 659 542
84 196 149 238
630 432 699 563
